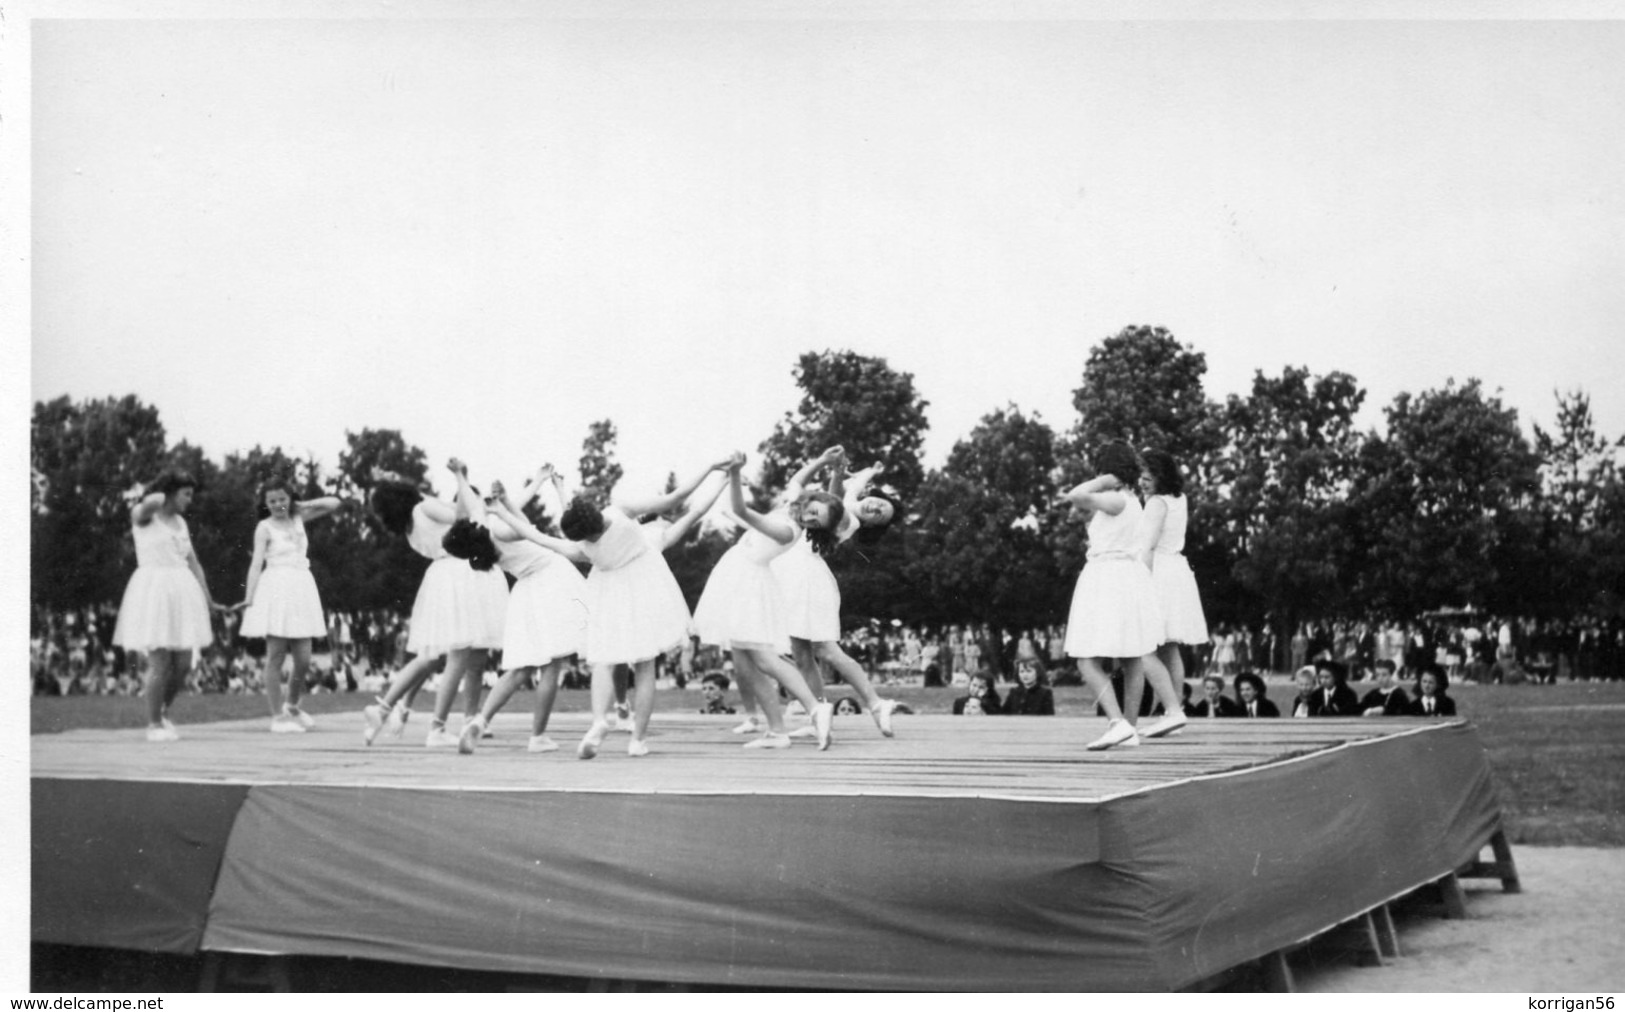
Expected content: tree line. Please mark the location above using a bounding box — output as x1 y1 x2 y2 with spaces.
31 326 1625 656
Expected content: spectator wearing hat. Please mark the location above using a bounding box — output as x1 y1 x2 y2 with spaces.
1188 674 1242 718
1307 661 1360 716
1360 659 1411 716
1234 671 1279 718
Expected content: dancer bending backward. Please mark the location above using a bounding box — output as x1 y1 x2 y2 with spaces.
1121 449 1210 726
762 446 901 738
361 462 508 746
443 466 585 753
693 453 836 750
1060 441 1188 751
112 470 228 741
237 476 347 734
502 461 727 759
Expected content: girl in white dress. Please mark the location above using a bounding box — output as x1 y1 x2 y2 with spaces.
765 446 901 739
1125 449 1209 724
692 453 836 750
447 466 586 754
112 470 226 741
237 476 346 733
1060 442 1188 751
502 460 728 758
360 462 508 747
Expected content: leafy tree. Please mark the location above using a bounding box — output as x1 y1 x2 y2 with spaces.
1211 367 1366 650
337 428 432 498
1524 390 1625 617
577 419 623 507
757 350 929 500
1349 379 1541 619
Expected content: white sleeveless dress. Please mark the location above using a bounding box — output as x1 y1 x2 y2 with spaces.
770 508 857 643
405 502 508 658
1063 495 1165 659
693 513 798 653
1146 495 1210 646
490 517 587 669
113 513 213 651
240 515 328 639
578 510 691 665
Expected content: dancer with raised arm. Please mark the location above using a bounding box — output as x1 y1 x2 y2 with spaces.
501 460 726 758
767 446 901 740
693 452 836 750
444 465 585 754
237 475 346 733
360 462 506 746
1060 441 1188 751
112 470 227 741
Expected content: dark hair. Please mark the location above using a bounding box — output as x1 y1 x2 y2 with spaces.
852 488 903 545
1375 659 1397 674
1140 449 1185 496
793 490 846 556
1420 669 1450 692
442 518 500 571
1235 671 1267 698
560 498 608 542
148 470 198 498
833 697 863 716
257 475 298 519
1093 440 1141 486
702 673 730 691
370 481 424 536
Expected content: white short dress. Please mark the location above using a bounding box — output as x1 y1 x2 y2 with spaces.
770 508 858 643
240 515 328 639
578 509 691 666
1063 495 1165 659
112 513 213 652
693 515 797 653
405 503 508 659
490 517 587 669
1146 495 1210 646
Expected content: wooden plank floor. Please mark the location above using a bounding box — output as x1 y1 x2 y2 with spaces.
32 712 1461 802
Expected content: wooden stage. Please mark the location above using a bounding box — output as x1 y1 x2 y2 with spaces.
32 712 1510 991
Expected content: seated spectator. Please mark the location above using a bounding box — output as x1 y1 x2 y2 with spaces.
1307 661 1360 716
1406 670 1457 717
1289 665 1318 718
1189 674 1242 718
1360 660 1410 716
953 673 1001 715
1002 660 1055 716
698 673 735 715
1234 671 1279 718
832 697 864 717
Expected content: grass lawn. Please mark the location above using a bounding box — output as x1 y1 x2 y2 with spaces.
30 675 1625 847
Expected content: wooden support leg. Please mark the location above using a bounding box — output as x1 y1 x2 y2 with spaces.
1262 950 1296 993
1490 829 1522 893
1438 873 1468 919
1357 912 1387 966
1373 903 1402 959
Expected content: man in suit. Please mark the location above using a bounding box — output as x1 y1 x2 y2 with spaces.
1307 662 1360 716
1407 670 1457 717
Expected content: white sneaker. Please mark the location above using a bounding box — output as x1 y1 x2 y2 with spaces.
160 715 176 734
424 726 459 748
458 716 486 755
1141 711 1188 740
527 735 559 753
145 725 178 743
271 715 306 734
1086 719 1140 751
730 718 762 735
786 724 819 740
287 705 315 730
384 704 410 740
362 704 385 746
578 720 609 760
812 701 835 751
627 738 650 757
743 733 792 750
872 698 898 738
613 704 633 733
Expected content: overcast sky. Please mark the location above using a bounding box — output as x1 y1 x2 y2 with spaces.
23 5 1625 498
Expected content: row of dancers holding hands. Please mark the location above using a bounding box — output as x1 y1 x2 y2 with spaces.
111 437 1207 754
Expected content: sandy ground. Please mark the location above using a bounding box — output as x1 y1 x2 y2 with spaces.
1296 846 1625 992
